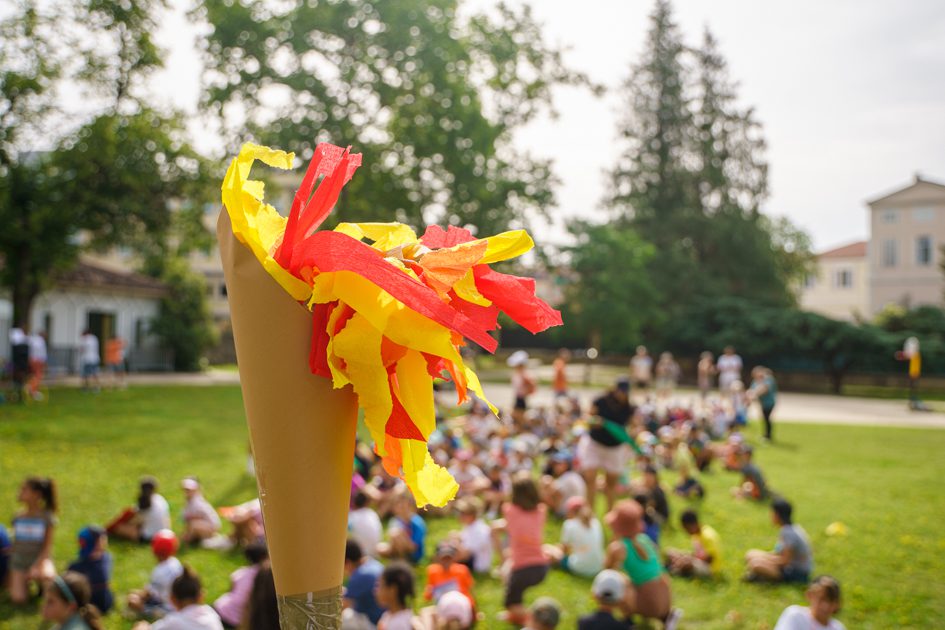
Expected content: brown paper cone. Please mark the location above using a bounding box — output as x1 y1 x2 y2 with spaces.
217 209 358 629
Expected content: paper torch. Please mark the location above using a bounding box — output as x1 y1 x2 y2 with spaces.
218 141 562 628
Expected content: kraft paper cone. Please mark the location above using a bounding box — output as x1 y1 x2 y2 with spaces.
218 209 357 629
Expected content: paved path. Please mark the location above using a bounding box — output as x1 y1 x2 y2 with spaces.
51 369 945 429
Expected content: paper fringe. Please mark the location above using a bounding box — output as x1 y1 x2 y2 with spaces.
221 142 562 507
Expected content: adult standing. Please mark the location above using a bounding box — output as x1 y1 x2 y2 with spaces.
552 349 571 398
105 336 126 389
654 352 680 400
629 346 653 392
578 378 636 511
28 331 47 401
79 329 101 392
748 367 778 441
9 326 30 399
716 346 743 393
696 352 716 401
508 350 535 426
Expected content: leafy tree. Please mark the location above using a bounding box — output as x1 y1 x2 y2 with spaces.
563 222 660 353
195 0 584 236
0 0 212 327
150 258 218 372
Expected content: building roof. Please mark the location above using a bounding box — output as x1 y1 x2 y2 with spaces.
818 241 867 259
866 174 945 206
54 258 167 298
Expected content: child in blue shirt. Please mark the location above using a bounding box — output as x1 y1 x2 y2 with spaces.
68 525 114 614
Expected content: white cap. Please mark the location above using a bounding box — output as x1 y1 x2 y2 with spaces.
506 350 529 367
436 591 472 625
592 569 626 603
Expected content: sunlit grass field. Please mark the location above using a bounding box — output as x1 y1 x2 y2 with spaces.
1 386 944 629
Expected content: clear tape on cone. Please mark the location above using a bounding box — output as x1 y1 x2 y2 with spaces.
278 587 343 630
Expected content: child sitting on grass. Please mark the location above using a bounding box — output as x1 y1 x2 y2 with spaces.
180 477 222 546
745 498 813 584
524 597 561 630
376 562 422 630
774 575 846 630
666 509 721 578
578 569 634 630
9 476 58 605
378 494 427 564
127 529 184 619
452 497 493 574
424 543 475 611
213 541 268 628
604 500 682 630
42 571 104 630
732 445 768 501
134 566 224 629
68 526 114 615
545 496 604 578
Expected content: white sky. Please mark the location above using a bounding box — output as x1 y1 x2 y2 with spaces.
152 0 945 251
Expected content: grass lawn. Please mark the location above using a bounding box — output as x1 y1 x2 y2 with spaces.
2 386 945 629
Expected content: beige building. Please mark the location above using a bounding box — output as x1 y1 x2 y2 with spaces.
799 241 869 321
867 175 945 315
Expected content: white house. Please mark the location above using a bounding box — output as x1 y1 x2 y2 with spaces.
1 258 170 374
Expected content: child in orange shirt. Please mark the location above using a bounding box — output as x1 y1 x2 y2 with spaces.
424 543 475 611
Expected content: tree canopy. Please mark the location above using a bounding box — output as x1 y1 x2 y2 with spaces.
195 0 584 236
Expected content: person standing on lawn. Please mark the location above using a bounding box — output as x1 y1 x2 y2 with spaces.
578 378 638 511
748 367 777 441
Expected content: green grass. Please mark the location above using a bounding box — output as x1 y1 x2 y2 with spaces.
2 386 945 629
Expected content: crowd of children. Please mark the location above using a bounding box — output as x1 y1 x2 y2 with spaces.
1 345 846 629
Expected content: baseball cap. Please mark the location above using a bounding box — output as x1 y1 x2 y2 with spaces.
592 569 626 604
77 525 105 561
615 376 631 392
563 495 586 516
530 597 561 627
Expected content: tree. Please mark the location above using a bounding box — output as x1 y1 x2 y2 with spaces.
605 4 812 322
195 0 584 236
150 258 218 372
563 222 660 353
0 0 213 327
607 0 695 241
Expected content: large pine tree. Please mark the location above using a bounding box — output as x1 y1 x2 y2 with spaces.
605 1 810 325
606 0 702 309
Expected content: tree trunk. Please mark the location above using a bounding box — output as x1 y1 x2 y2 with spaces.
10 246 38 330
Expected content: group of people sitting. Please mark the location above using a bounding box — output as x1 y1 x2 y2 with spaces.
1 350 844 630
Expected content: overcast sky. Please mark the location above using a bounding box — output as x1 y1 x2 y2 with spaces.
153 0 945 251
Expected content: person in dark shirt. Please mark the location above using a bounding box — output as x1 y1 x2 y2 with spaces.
578 569 635 630
579 378 636 510
67 525 114 614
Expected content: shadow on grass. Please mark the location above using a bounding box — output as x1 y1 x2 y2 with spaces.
212 473 258 508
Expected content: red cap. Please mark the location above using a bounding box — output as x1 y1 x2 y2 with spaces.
151 529 179 558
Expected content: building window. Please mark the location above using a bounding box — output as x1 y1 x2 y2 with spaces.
882 239 898 267
220 283 228 298
834 269 853 288
881 209 898 224
916 235 933 266
913 207 935 223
